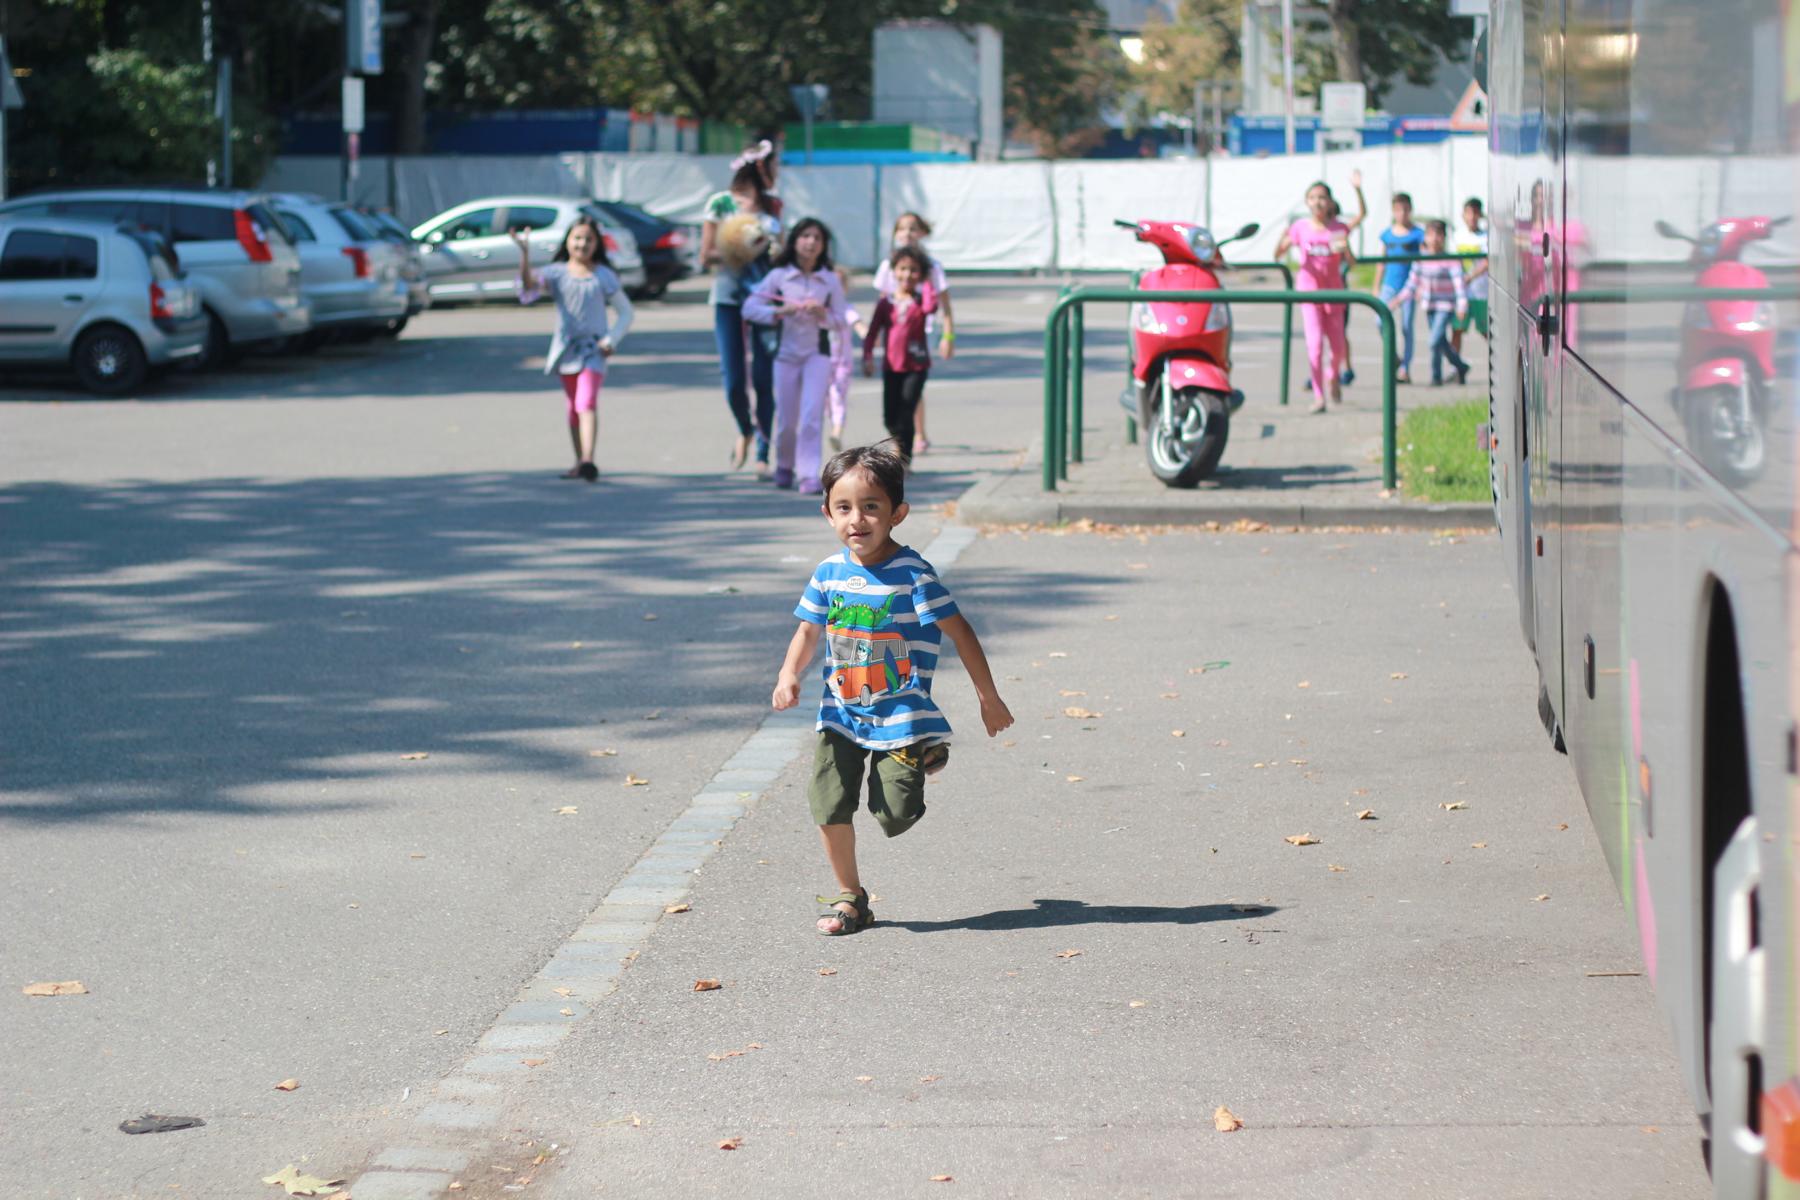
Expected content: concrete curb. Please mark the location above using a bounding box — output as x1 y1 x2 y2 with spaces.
954 460 1492 531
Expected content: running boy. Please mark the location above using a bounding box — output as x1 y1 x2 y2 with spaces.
771 443 1014 935
1450 197 1489 358
1378 192 1425 383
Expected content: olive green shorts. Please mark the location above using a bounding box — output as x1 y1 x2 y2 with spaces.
1453 298 1488 334
807 729 928 838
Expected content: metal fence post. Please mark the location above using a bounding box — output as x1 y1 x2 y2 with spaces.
1376 300 1397 490
1276 263 1294 406
1041 295 1066 491
1070 300 1085 464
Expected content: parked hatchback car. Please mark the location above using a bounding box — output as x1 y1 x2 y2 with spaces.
590 200 691 299
0 187 311 368
0 216 206 394
357 207 432 324
269 193 409 341
410 197 646 301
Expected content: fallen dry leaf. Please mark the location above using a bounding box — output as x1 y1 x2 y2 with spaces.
22 981 87 997
693 979 722 992
930 1175 955 1183
1440 801 1468 811
1171 729 1186 738
521 1058 547 1068
1213 1105 1244 1132
1355 809 1375 820
1062 706 1101 719
273 1079 299 1092
588 748 618 758
1048 651 1069 658
1470 842 1488 849
434 1029 449 1035
1390 672 1409 680
1352 788 1370 796
624 774 650 787
1556 822 1570 831
818 968 837 976
1054 949 1083 959
554 806 579 816
717 1137 741 1151
261 1165 344 1196
1296 681 1310 689
642 613 659 621
1065 775 1084 783
1284 833 1320 846
1159 691 1179 700
1328 864 1348 872
552 987 574 997
708 1050 745 1061
408 852 426 859
560 1008 575 1017
1058 689 1086 697
1533 894 1551 902
664 903 691 914
920 1074 942 1083
399 752 429 761
1129 1000 1147 1008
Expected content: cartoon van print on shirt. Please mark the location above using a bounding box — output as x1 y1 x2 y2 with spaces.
826 592 912 707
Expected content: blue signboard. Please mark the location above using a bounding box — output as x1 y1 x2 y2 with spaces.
347 0 382 75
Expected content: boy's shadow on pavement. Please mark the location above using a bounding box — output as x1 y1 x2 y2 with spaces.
884 898 1278 933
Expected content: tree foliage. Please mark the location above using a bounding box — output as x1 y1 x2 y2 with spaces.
1295 0 1468 106
1123 0 1238 132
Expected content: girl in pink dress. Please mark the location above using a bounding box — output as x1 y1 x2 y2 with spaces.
1274 182 1357 413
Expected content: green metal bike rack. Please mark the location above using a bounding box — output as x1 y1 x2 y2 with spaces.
1043 287 1400 493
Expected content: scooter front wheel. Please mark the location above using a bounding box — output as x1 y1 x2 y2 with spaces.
1147 385 1231 487
1686 378 1766 486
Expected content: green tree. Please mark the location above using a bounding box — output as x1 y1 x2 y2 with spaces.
1301 0 1468 105
1123 0 1237 138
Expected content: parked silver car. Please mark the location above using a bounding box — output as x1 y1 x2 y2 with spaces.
0 187 311 368
0 216 206 394
410 196 646 301
269 193 409 340
358 208 432 324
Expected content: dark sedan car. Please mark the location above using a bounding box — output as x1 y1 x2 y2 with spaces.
591 200 691 299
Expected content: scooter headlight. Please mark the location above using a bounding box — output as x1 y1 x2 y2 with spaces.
1184 226 1218 262
1202 301 1232 332
1132 302 1161 334
1738 301 1776 332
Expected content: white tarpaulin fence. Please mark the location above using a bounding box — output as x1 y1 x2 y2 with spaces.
265 142 1497 272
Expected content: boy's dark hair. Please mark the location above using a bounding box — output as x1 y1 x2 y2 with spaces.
1464 196 1484 214
1425 218 1449 237
554 215 612 267
888 243 931 277
1393 192 1413 207
774 217 834 271
730 159 773 208
823 442 907 507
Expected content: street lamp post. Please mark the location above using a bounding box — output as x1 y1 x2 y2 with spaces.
1280 0 1296 154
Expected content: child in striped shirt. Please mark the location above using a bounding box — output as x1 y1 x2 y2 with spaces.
1390 220 1470 386
771 442 1014 936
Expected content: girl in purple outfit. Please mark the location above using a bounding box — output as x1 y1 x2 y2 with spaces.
744 219 857 495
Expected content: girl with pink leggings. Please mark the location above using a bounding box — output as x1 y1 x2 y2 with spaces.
1274 182 1356 413
744 218 856 494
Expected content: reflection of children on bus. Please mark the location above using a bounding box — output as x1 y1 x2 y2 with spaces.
1274 181 1357 413
743 218 858 495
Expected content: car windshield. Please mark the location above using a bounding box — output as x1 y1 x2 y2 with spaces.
247 202 293 245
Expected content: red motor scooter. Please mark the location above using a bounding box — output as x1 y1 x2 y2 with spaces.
1115 218 1259 487
1655 214 1790 485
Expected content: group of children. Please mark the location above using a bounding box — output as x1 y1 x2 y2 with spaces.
1275 173 1491 412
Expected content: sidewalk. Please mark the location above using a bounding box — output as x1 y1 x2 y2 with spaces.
440 525 1701 1199
956 285 1494 530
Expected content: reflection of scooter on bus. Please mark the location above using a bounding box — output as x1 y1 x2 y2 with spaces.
1655 214 1789 485
1115 218 1260 487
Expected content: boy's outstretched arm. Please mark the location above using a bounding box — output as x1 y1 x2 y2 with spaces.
772 622 823 710
936 613 1014 736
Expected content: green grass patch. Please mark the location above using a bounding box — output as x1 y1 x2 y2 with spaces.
1397 398 1488 502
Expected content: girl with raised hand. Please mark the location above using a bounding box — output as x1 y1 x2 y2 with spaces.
1273 181 1355 413
513 216 633 482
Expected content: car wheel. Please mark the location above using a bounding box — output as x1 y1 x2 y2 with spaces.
185 310 234 371
379 316 409 338
72 324 148 396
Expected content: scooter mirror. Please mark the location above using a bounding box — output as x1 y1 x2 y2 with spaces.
1235 223 1260 240
1653 219 1684 240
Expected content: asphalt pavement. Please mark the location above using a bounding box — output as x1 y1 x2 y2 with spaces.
0 279 1705 1199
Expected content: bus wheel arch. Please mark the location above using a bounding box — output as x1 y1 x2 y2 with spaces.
1699 579 1765 1190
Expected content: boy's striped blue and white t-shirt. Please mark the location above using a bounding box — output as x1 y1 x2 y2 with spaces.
794 546 959 750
